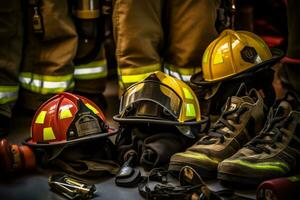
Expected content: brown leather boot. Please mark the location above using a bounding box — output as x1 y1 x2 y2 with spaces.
0 139 36 173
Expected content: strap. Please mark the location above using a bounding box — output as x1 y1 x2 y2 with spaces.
138 168 202 200
51 159 119 177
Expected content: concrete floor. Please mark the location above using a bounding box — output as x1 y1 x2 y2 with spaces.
0 79 257 200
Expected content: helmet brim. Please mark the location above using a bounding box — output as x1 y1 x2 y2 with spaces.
23 127 118 148
191 48 284 86
113 114 209 138
113 114 209 126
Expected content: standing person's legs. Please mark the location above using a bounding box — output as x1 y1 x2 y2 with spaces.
163 0 220 82
280 0 300 93
113 0 163 89
19 0 78 110
74 46 108 109
0 0 23 135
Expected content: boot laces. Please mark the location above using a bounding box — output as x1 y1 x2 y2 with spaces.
246 106 291 154
199 105 249 145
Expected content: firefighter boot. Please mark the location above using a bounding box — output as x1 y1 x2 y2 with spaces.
169 84 266 178
218 91 300 185
0 139 36 173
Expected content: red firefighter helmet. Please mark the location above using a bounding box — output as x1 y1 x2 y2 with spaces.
25 92 116 147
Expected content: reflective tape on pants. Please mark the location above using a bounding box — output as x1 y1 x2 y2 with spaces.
74 60 107 80
0 85 19 104
19 72 74 94
118 64 161 87
164 68 192 82
163 64 201 82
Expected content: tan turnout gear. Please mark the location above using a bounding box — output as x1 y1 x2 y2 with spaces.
19 0 78 110
72 0 108 95
74 48 108 95
0 0 109 118
0 0 23 117
113 0 220 88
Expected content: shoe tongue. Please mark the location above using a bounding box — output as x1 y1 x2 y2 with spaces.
274 91 300 117
225 96 254 111
275 100 292 118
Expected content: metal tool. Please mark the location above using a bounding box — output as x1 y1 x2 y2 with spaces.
48 174 96 199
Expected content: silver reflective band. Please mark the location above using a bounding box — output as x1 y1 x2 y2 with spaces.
164 68 191 82
19 77 70 89
74 66 106 75
0 91 18 99
0 91 18 104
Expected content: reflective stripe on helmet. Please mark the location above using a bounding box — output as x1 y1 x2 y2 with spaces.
183 88 193 100
85 103 99 114
186 103 196 117
0 85 19 104
74 60 107 80
35 111 47 124
163 64 201 82
59 108 73 119
118 64 161 87
43 127 56 141
19 72 74 94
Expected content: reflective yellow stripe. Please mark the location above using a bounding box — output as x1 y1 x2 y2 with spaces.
0 85 19 92
119 64 161 75
165 64 201 76
35 111 47 124
75 60 106 69
202 49 209 63
85 103 99 114
164 64 201 82
288 175 300 182
0 85 19 104
222 160 290 173
59 109 73 119
74 60 108 80
176 151 219 164
213 51 224 64
186 103 196 117
121 73 152 84
19 72 74 94
119 64 161 84
43 127 56 141
183 88 193 99
20 72 73 81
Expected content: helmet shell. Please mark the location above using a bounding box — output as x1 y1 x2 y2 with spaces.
202 29 273 82
116 71 202 125
26 92 116 147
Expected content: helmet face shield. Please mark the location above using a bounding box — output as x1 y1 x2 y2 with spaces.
120 81 182 119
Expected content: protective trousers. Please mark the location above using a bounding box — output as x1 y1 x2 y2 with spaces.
0 0 108 118
72 0 109 95
113 0 220 88
0 1 23 117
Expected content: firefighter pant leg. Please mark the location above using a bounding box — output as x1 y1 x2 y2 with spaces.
74 46 107 94
113 0 163 88
19 0 78 110
163 0 220 82
0 1 23 117
280 0 300 93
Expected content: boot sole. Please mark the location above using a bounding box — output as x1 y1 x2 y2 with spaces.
169 161 217 179
218 172 264 186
